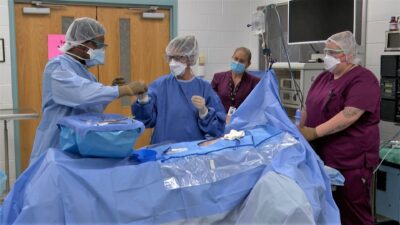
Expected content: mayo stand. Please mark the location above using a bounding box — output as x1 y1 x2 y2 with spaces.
0 108 38 193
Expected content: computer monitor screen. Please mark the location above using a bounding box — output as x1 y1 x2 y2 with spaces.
288 0 355 44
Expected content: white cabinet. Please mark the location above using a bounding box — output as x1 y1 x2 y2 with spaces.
271 62 324 119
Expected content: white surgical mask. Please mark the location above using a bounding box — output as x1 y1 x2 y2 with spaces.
86 47 105 67
169 59 187 77
324 55 340 72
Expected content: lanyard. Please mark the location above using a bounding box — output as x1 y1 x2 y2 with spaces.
229 79 241 106
322 89 335 112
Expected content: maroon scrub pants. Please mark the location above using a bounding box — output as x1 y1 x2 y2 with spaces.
333 167 374 225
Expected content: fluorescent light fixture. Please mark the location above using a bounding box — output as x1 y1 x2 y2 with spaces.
23 7 50 14
142 12 164 19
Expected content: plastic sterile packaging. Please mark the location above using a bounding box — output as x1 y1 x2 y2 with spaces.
58 113 144 158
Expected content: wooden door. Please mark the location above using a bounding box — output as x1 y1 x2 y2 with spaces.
97 7 170 148
15 4 171 171
14 4 97 171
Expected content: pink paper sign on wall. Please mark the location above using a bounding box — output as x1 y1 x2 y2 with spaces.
48 34 66 60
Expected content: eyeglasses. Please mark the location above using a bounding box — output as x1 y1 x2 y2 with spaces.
166 55 187 62
90 39 108 49
232 57 247 65
323 48 344 56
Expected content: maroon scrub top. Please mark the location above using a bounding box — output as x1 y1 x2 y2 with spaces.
211 71 260 112
305 66 380 169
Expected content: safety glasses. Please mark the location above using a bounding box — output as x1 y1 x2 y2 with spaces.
323 48 344 56
166 55 188 63
90 39 108 49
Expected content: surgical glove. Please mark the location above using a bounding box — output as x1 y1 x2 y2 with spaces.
118 81 147 97
128 81 147 95
299 126 318 141
137 92 149 104
111 76 126 86
191 95 208 118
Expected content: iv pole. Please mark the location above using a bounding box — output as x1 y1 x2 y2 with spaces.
247 8 273 70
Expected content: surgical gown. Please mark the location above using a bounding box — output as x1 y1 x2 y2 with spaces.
29 54 119 164
131 74 225 144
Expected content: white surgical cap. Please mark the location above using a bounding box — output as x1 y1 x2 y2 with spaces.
166 35 199 66
327 31 360 64
59 17 105 52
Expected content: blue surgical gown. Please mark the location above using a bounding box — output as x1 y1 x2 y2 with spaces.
132 74 226 144
29 54 119 164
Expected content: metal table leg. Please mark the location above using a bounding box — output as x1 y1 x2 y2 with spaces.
4 120 9 193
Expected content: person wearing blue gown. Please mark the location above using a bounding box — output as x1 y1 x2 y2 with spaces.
29 17 147 164
132 35 226 144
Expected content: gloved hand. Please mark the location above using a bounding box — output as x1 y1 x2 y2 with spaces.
191 95 208 117
137 92 149 104
111 76 126 86
118 81 147 97
298 126 318 141
128 81 147 95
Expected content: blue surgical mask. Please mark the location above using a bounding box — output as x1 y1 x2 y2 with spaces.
86 47 105 67
230 61 246 74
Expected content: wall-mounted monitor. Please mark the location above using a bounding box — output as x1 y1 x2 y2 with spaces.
288 0 356 45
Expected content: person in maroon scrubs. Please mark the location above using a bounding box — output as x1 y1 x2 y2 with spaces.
211 47 260 113
298 31 380 225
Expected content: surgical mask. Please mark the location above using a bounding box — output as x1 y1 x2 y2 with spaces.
324 55 340 72
169 59 187 77
230 61 246 74
86 47 105 67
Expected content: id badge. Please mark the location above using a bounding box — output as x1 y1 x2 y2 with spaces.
228 106 237 116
